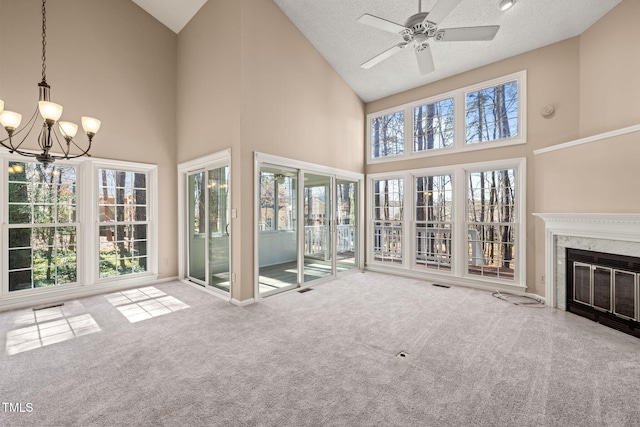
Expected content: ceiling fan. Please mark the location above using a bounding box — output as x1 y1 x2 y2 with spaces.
357 0 500 74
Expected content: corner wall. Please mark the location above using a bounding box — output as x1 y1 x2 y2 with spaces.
177 0 365 302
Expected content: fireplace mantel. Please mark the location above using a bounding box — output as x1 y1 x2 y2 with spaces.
534 213 640 308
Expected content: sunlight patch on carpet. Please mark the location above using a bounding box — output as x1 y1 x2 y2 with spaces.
6 301 101 355
105 286 189 323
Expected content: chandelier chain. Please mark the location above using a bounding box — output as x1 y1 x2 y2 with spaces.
41 0 47 83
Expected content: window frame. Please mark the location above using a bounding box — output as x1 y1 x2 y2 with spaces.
366 71 527 164
0 153 158 302
367 158 526 290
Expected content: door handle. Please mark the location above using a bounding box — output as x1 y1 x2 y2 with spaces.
225 223 230 236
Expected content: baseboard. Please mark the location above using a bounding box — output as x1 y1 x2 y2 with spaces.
0 274 175 313
231 298 255 307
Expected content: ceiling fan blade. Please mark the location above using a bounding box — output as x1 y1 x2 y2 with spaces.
426 0 463 25
415 44 435 74
435 25 500 42
361 43 408 69
357 13 408 35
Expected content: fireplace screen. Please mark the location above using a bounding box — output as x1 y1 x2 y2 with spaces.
568 249 640 337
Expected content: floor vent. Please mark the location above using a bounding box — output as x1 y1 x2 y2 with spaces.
32 302 64 311
397 351 408 358
298 288 313 294
432 283 451 288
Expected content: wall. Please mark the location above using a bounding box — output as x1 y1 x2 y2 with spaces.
0 0 178 279
365 37 581 297
177 0 364 302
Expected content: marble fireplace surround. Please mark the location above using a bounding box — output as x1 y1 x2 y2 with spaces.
534 213 640 310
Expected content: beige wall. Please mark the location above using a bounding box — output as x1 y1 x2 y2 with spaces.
0 0 178 279
177 0 364 301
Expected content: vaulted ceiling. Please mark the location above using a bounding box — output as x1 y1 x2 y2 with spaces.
132 0 621 102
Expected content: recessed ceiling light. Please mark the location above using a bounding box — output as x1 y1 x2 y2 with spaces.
498 0 516 11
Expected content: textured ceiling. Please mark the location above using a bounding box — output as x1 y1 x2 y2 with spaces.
272 0 621 102
134 0 621 102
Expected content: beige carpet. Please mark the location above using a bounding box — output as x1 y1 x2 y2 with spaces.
1 271 639 426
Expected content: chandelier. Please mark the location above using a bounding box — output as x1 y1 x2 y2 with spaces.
0 0 101 165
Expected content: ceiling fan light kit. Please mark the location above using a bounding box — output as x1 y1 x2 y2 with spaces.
357 0 501 75
498 0 516 12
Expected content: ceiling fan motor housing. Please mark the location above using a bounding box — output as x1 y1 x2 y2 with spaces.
402 12 437 41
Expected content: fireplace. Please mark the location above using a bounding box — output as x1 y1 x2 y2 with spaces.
534 213 640 315
566 248 640 337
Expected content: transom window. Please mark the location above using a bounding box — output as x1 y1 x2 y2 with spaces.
367 71 526 163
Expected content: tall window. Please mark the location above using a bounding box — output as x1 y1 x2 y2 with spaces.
467 169 516 279
7 161 77 291
98 169 148 278
372 178 403 263
465 80 518 145
371 110 404 159
414 98 454 152
415 174 452 271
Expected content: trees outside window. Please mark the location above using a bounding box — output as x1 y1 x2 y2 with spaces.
372 178 403 263
371 110 404 159
467 169 516 279
7 161 77 291
368 72 525 163
415 174 452 271
98 169 148 278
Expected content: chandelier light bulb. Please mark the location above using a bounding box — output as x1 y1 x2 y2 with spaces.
0 110 23 131
0 99 4 114
498 0 515 11
81 116 102 135
58 121 78 139
38 101 64 122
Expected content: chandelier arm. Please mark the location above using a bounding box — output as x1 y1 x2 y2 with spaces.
0 108 41 154
64 138 93 160
52 128 69 158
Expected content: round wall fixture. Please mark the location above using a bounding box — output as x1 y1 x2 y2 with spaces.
541 105 555 118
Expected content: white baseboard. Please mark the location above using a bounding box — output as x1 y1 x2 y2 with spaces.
231 298 255 307
0 274 177 313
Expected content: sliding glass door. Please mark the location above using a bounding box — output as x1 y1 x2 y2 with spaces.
256 157 361 298
187 165 230 293
303 173 333 283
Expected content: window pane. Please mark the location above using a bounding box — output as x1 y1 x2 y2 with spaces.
415 174 452 271
466 80 518 144
98 168 148 279
414 98 454 152
373 178 404 263
371 111 404 158
467 169 516 280
9 228 31 248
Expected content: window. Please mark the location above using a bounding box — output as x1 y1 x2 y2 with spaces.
98 169 148 278
2 156 157 302
414 98 454 152
259 170 296 231
467 169 516 280
371 110 404 159
367 71 525 163
372 178 403 263
368 159 524 287
7 161 78 291
465 80 518 145
415 174 452 271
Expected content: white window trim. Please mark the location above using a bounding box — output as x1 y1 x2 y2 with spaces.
367 71 527 164
367 158 527 293
90 159 158 285
0 152 159 311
